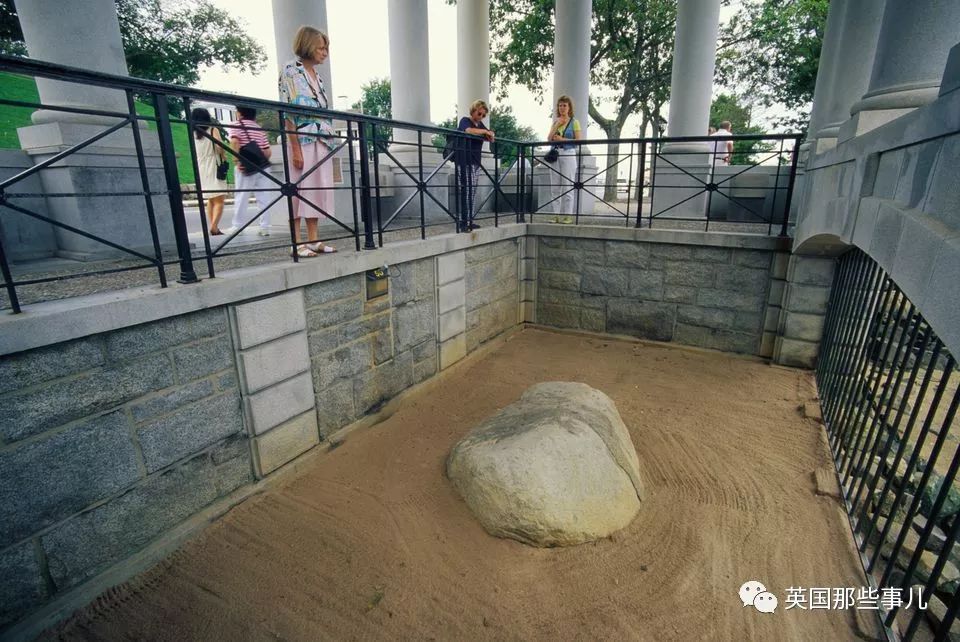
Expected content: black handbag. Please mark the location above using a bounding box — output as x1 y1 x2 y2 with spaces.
544 146 559 163
216 159 229 180
238 140 271 175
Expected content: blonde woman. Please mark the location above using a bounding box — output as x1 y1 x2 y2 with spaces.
278 25 337 257
546 95 582 221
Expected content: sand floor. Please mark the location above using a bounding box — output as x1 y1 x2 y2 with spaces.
45 328 878 641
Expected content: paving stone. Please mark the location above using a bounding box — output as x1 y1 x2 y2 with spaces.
391 257 435 305
255 411 319 475
137 391 243 473
715 266 771 293
784 312 826 342
439 307 466 342
238 332 311 394
733 250 772 269
130 379 215 423
0 541 45 628
538 269 580 291
468 279 517 312
306 297 363 333
466 253 517 292
628 269 664 297
438 279 465 314
606 300 675 341
0 353 174 443
105 308 225 362
353 350 415 415
696 288 766 312
674 324 758 354
312 340 373 391
0 336 104 395
304 274 362 307
394 298 437 351
232 290 307 349
340 312 390 343
372 329 394 365
605 241 650 268
0 410 141 545
414 356 438 383
172 335 234 383
537 302 581 329
41 450 250 591
785 284 832 315
649 244 693 261
662 285 698 304
677 305 736 330
582 266 630 297
466 239 517 265
245 371 315 436
663 261 718 287
315 379 356 438
437 251 465 286
307 326 340 357
209 434 250 466
733 311 764 333
691 246 732 263
217 371 238 392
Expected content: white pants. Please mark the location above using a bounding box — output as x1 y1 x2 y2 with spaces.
232 170 273 230
551 149 579 215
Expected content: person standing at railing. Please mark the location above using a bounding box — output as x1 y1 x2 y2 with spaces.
191 108 229 236
228 106 273 236
456 99 495 231
546 95 582 224
278 25 337 257
711 121 733 166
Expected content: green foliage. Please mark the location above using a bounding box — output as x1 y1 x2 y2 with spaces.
352 78 392 151
0 0 266 86
709 93 773 165
0 72 197 182
488 0 676 199
717 0 828 131
116 0 266 87
434 105 537 167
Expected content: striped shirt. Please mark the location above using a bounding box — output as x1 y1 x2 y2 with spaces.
228 119 270 149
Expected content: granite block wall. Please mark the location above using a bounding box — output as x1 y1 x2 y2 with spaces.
533 236 782 356
0 308 252 628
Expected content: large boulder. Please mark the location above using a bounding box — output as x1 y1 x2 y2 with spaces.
446 382 644 547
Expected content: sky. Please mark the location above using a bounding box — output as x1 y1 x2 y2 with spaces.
199 0 747 143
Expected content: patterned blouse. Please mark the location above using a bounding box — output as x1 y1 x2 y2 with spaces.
278 59 336 149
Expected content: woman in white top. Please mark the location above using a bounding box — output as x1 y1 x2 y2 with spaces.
546 95 583 222
191 108 228 235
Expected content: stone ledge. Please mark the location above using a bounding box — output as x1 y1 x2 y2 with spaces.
0 225 525 356
527 224 791 251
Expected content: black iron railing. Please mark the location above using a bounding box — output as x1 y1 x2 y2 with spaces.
818 247 960 641
0 55 801 313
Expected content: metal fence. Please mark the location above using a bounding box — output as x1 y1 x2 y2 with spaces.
0 55 800 314
817 247 960 641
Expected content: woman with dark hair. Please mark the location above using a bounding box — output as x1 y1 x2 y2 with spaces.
191 107 228 235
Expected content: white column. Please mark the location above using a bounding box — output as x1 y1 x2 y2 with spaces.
14 0 128 125
271 0 332 96
388 0 431 146
552 0 592 138
842 0 960 140
664 0 721 150
457 0 489 122
811 0 883 149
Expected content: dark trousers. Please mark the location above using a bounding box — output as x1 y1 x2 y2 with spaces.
456 162 480 228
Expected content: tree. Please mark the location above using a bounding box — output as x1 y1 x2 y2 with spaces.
709 93 773 165
717 0 828 131
434 105 537 167
351 78 392 151
488 0 676 200
0 0 266 87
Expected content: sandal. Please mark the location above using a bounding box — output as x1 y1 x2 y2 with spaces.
308 243 337 254
294 246 318 258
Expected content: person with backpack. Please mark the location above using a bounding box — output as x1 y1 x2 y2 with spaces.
228 106 273 235
190 107 229 235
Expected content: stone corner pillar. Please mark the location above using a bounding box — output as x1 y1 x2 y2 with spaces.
839 0 960 142
13 0 176 261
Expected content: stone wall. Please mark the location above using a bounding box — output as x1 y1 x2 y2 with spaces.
532 234 784 357
465 239 520 352
0 308 252 628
